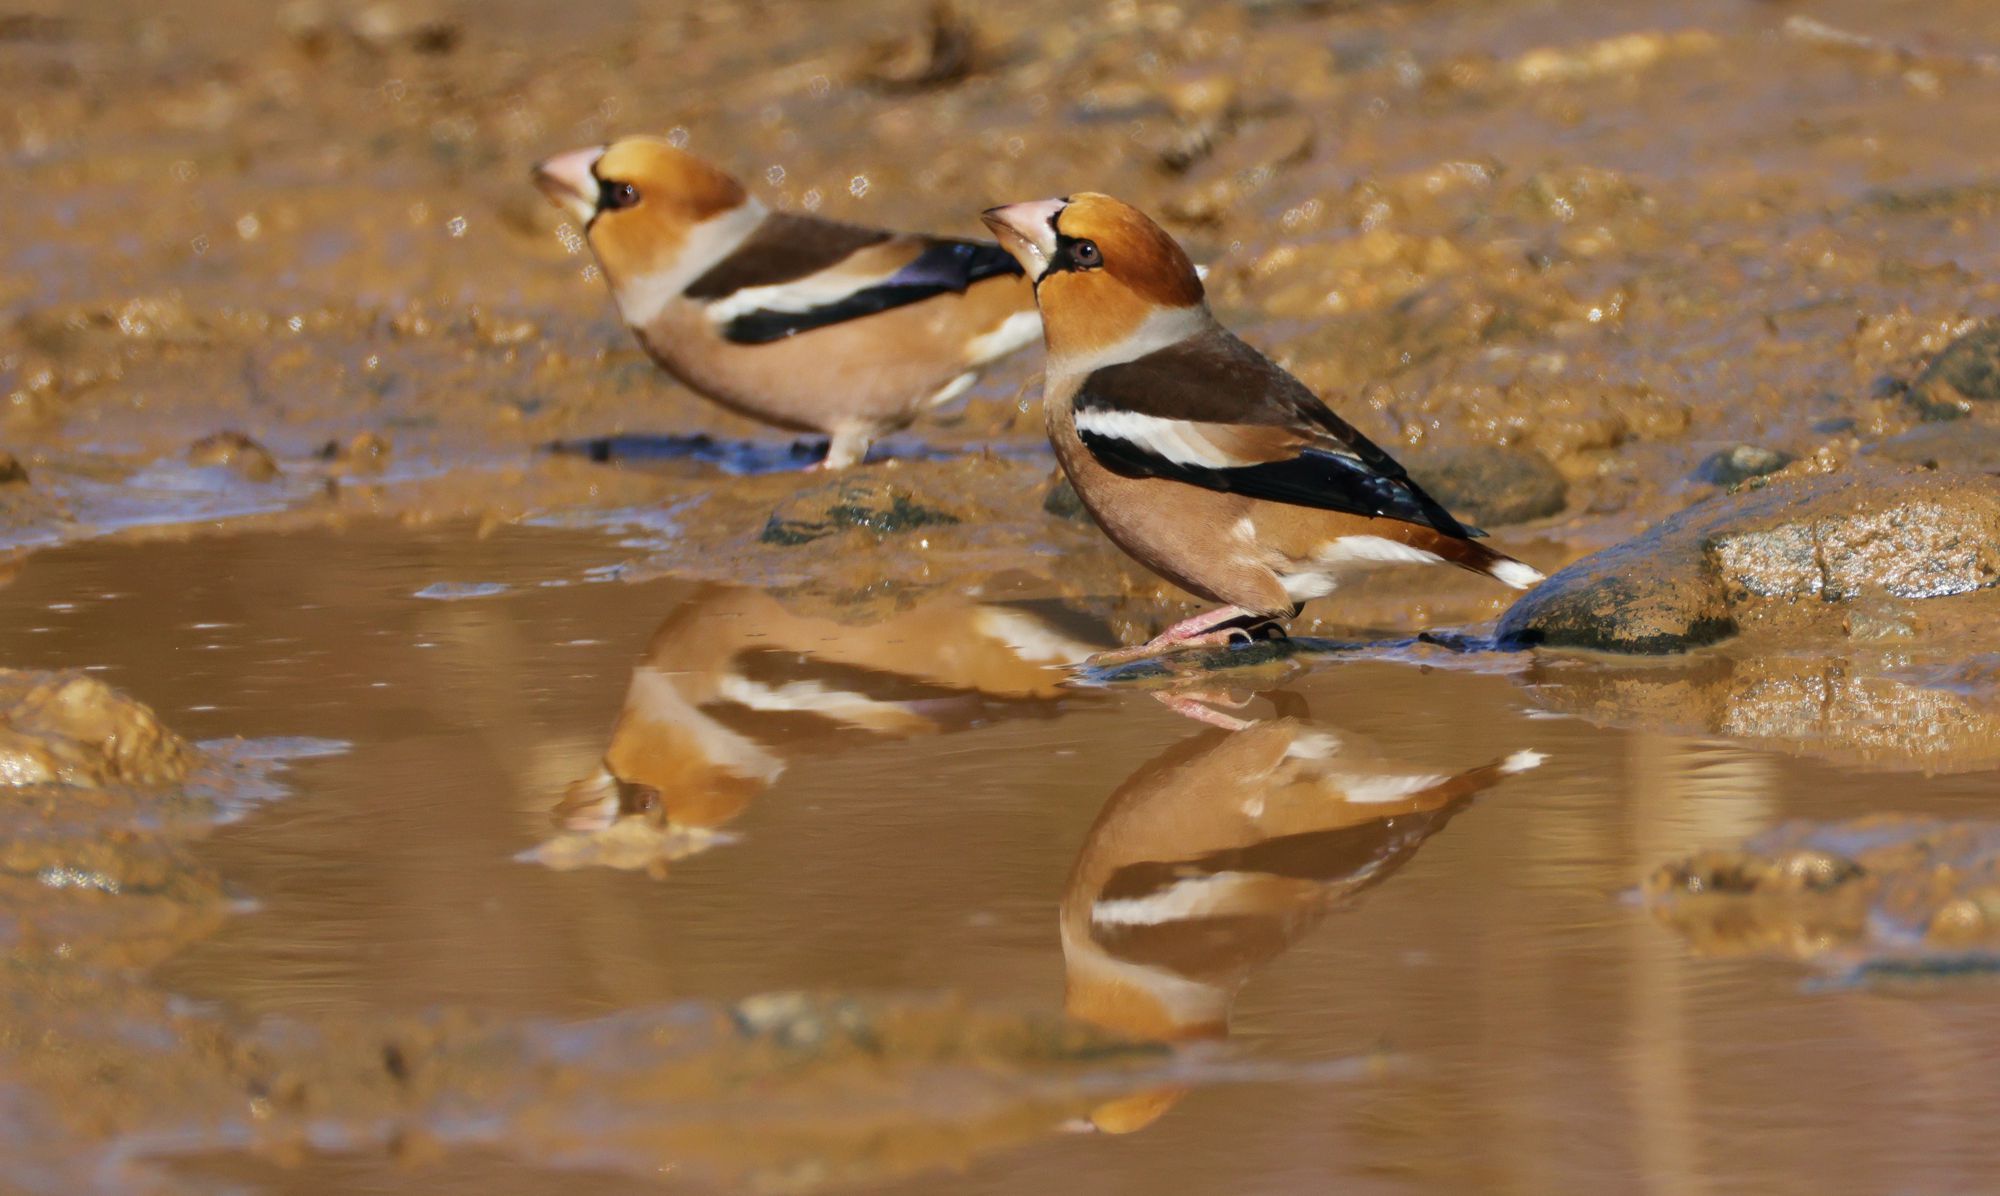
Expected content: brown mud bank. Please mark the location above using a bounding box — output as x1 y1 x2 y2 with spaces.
12 0 2000 592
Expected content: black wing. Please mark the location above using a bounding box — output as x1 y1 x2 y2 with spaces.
1075 334 1481 538
688 217 1024 345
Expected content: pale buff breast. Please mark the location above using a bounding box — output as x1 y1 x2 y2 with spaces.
636 274 1032 437
1047 388 1295 614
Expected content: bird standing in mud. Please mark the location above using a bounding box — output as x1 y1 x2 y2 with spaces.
981 193 1543 661
533 136 1041 468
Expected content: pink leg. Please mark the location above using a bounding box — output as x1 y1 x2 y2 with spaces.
1087 605 1267 666
1154 689 1256 730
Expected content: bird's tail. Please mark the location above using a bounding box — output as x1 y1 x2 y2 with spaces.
1440 538 1545 590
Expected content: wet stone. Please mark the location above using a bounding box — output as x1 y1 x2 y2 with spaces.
1907 323 2000 421
762 477 961 545
187 431 279 483
1696 444 1794 488
1499 467 2000 653
1406 445 1567 527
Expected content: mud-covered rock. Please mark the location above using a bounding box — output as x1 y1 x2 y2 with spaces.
0 452 26 486
1907 322 2000 421
762 477 961 545
1499 467 2000 653
1406 445 1567 527
1646 816 2000 970
1041 474 1089 522
1865 421 2000 472
0 671 195 789
1696 444 1793 488
187 431 279 483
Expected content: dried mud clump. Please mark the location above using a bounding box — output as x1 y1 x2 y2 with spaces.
187 431 281 483
0 452 27 486
1646 817 2000 971
1499 467 2000 653
0 670 195 789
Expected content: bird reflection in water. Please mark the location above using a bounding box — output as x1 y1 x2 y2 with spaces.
536 584 1107 873
1062 692 1544 1132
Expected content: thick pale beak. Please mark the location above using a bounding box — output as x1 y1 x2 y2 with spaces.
981 198 1066 281
532 146 605 225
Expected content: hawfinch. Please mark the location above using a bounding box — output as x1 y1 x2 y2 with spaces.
1062 715 1542 1132
980 194 1544 659
534 137 1041 468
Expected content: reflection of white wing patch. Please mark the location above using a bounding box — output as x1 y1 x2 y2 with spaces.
714 675 928 734
1335 772 1451 804
1092 873 1268 926
972 607 1102 665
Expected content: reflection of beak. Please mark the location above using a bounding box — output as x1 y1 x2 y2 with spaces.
532 145 605 225
981 198 1066 280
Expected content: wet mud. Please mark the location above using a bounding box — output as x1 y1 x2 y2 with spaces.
11 0 2000 1191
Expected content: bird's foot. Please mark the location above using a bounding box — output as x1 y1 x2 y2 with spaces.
1153 688 1257 730
1085 626 1255 668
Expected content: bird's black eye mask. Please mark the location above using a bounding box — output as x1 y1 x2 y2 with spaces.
1039 204 1104 284
588 169 641 227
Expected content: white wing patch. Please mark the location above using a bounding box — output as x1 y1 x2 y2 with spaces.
1074 410 1260 468
1280 534 1446 601
964 309 1041 365
1317 535 1447 567
700 266 894 325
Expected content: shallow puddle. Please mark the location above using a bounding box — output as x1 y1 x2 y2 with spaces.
4 522 2000 1192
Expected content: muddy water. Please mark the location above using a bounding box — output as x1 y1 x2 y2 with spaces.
2 524 1999 1192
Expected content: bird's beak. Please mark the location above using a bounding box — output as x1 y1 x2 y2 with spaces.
981 198 1066 281
532 145 605 226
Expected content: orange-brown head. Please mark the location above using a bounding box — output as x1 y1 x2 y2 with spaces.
532 136 756 312
981 193 1205 368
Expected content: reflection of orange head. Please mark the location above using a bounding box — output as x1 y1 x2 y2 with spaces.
602 715 771 829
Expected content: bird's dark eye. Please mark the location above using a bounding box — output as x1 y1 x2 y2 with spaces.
599 179 641 211
1072 239 1102 268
